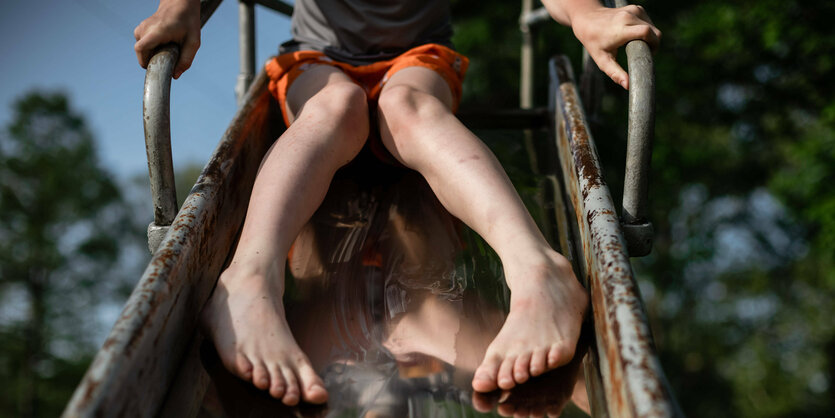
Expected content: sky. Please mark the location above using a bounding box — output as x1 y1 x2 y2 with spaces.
0 0 292 180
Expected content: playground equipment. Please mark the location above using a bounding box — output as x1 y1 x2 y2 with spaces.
63 0 681 416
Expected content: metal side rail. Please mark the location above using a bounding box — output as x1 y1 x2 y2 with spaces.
62 75 282 418
548 55 682 418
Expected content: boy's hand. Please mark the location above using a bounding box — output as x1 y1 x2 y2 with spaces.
569 4 661 89
134 0 201 79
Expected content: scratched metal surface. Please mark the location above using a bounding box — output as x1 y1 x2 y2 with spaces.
62 74 281 418
195 145 591 418
549 56 681 418
64 54 680 417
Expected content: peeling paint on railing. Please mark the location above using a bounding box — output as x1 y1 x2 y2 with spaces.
62 75 281 418
549 56 682 418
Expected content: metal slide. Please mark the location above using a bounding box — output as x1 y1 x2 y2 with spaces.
62 1 681 417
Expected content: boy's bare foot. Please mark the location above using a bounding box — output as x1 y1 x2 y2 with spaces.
201 264 329 405
471 250 588 392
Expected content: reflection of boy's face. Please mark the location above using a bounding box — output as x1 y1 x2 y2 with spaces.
279 170 589 415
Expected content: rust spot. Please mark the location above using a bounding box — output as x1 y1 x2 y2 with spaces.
79 378 100 408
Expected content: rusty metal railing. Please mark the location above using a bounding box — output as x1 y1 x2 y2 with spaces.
64 72 282 418
549 55 681 417
65 0 677 415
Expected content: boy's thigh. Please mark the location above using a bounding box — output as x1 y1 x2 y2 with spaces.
379 66 455 112
285 64 359 124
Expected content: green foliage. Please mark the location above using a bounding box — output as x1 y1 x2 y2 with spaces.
450 0 835 416
0 92 137 417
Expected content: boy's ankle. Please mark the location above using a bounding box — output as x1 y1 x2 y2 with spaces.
219 261 283 288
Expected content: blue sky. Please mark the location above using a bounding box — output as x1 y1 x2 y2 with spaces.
0 0 292 179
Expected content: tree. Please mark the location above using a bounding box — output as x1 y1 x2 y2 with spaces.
450 0 835 416
0 92 138 417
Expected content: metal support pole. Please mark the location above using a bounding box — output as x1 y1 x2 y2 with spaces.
519 0 541 176
254 0 293 16
520 0 534 111
236 0 256 105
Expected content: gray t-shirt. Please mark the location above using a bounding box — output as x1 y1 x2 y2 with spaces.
281 0 454 65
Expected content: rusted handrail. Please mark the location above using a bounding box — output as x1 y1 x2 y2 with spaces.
144 0 223 254
613 0 655 256
549 55 680 417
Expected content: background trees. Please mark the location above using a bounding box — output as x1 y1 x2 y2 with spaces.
453 0 835 415
0 92 141 417
1 0 833 416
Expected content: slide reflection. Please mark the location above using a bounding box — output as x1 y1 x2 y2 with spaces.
200 158 589 417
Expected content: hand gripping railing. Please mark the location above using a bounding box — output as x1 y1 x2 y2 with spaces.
613 0 655 256
520 0 656 256
143 0 222 253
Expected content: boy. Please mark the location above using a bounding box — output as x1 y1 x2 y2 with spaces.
134 0 660 407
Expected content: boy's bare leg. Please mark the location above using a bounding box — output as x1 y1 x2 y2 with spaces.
201 65 369 405
376 67 589 392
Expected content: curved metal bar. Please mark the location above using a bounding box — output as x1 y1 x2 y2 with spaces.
143 0 223 253
144 45 180 253
615 0 655 256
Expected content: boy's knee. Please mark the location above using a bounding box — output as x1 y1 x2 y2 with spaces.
378 84 448 130
309 82 370 142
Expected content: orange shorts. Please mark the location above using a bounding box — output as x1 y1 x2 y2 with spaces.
265 43 469 128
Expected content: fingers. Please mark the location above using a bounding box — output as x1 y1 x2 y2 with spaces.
132 5 201 77
174 35 200 79
623 22 661 51
572 4 660 90
592 51 629 90
618 5 662 50
134 28 199 78
624 4 653 25
134 37 152 69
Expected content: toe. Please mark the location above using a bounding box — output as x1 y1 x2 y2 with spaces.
227 352 253 381
471 392 497 413
513 352 532 384
280 366 301 406
530 348 547 376
252 362 271 390
267 364 286 399
497 356 517 390
497 403 515 417
472 353 502 392
546 342 574 369
295 360 328 403
514 406 531 418
546 403 565 417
